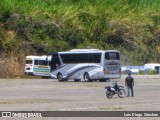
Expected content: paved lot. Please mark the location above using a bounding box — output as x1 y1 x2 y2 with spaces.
0 76 160 119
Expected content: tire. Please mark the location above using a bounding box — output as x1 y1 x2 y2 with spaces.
118 89 126 98
83 72 92 82
57 73 64 82
106 91 113 99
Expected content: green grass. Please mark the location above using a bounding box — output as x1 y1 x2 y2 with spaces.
1 0 160 77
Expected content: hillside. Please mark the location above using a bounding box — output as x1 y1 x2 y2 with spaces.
0 0 160 77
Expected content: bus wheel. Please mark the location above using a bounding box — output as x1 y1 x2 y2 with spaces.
57 73 64 82
83 72 91 82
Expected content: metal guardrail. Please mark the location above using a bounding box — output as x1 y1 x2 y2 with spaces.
121 75 160 79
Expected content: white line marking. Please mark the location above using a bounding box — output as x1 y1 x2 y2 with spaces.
57 103 160 111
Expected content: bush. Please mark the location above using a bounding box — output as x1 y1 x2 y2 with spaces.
147 70 157 75
138 70 144 75
1 0 160 78
0 53 24 78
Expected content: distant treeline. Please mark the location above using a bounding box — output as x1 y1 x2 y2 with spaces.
0 0 160 77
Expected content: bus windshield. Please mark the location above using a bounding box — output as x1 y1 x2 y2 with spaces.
26 60 32 64
105 52 120 60
51 53 61 70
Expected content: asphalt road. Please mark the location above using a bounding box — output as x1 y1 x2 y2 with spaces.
0 76 160 119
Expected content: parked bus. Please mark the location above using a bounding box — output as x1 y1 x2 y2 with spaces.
25 55 51 77
50 49 121 82
144 63 160 74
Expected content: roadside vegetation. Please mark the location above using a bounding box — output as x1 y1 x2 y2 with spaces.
0 0 160 77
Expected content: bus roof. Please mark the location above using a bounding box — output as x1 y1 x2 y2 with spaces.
57 49 120 53
70 49 100 52
26 55 51 60
54 49 120 54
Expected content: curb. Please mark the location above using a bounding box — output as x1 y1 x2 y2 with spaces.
121 75 160 79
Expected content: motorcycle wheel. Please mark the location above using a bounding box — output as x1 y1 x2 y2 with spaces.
106 91 113 99
118 89 126 98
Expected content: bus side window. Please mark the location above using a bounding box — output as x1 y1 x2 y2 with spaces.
48 61 51 66
26 60 32 64
34 60 39 65
39 60 47 65
89 53 101 63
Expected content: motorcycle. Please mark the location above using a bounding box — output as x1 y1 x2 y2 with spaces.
105 81 126 98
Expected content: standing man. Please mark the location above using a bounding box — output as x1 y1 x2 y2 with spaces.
125 73 134 97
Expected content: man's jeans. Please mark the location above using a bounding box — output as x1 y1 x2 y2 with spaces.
127 86 134 96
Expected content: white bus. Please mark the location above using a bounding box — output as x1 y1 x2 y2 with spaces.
50 49 121 82
25 55 51 77
144 63 160 74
